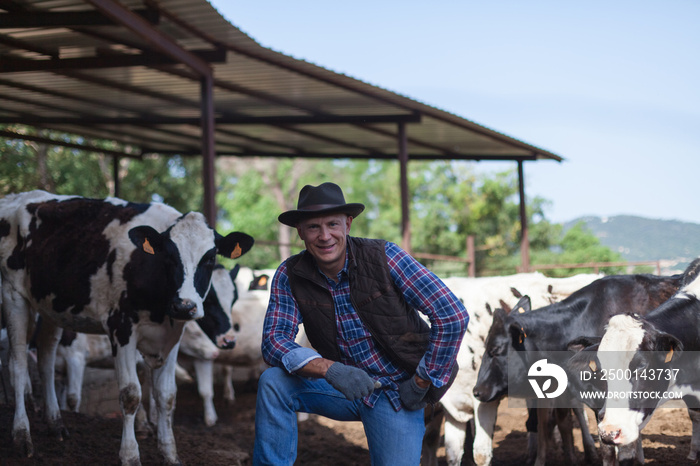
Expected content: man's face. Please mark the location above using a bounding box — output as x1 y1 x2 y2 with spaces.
296 213 353 278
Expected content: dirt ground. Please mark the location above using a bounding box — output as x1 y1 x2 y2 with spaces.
1 376 698 466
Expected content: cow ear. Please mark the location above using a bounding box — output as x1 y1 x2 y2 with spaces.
215 231 254 259
128 226 164 255
508 320 527 350
567 336 602 353
511 295 531 314
567 347 600 374
655 332 683 363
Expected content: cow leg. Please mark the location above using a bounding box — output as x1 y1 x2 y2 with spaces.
193 359 217 427
63 336 87 412
151 346 182 466
420 403 444 466
687 407 700 460
4 289 34 457
525 401 538 465
113 342 143 466
572 404 599 464
35 320 69 440
222 365 235 404
553 408 575 465
472 397 499 466
534 405 552 466
444 410 468 466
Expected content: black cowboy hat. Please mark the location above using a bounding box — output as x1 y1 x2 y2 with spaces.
278 182 365 227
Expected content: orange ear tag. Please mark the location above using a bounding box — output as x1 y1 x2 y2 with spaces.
143 238 155 255
665 347 674 363
230 244 242 259
259 276 268 286
588 360 597 372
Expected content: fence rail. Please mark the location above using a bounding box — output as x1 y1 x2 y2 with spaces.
527 260 662 275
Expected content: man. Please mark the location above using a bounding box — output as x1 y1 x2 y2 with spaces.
253 182 469 465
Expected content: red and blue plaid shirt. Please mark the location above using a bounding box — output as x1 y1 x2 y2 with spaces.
261 240 469 410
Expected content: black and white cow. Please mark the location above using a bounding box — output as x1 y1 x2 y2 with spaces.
180 263 243 426
473 272 683 465
571 258 700 461
0 190 253 465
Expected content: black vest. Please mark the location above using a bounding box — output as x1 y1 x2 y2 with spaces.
286 237 458 402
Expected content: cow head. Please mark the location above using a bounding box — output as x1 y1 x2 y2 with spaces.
594 313 683 446
473 295 531 402
197 264 241 349
127 212 254 322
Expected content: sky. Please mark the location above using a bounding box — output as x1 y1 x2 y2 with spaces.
209 1 700 225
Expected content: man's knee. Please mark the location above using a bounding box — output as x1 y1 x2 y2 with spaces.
259 366 286 386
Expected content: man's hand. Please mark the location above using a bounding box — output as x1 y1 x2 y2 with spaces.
399 375 430 410
324 362 377 400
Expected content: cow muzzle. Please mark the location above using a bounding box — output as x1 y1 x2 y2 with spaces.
216 333 236 350
169 298 198 320
598 427 622 445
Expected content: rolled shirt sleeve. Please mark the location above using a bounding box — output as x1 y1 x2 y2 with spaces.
261 262 322 373
385 242 469 388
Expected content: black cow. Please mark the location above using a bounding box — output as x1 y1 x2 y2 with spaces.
0 190 253 465
473 272 682 465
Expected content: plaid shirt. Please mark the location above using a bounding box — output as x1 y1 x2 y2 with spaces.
261 240 469 411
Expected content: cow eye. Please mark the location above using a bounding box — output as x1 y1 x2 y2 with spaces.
200 250 217 268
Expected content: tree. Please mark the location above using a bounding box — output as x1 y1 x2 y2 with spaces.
531 222 626 277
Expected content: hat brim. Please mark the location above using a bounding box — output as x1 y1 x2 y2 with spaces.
278 203 365 227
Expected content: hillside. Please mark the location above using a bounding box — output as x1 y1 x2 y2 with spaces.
563 215 700 272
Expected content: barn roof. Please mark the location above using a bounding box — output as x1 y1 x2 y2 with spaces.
0 0 563 163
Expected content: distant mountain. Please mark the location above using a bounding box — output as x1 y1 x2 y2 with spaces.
563 215 700 273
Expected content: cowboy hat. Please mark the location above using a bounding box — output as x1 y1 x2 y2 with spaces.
278 182 365 227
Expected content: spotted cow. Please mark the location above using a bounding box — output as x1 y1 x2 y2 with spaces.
422 272 602 466
570 259 700 462
0 190 253 465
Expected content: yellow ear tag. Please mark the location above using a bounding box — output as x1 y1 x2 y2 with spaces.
230 244 242 259
665 347 674 363
259 276 268 286
143 238 155 255
518 307 525 313
589 360 597 372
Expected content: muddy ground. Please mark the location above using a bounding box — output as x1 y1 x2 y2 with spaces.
1 374 698 466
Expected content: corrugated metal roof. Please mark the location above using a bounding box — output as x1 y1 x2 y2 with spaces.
0 0 563 163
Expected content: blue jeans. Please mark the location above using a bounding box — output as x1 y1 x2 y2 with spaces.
253 367 426 465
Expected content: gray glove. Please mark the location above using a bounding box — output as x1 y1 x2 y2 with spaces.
324 362 377 400
399 376 430 410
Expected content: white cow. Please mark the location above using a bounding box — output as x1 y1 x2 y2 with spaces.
422 272 602 466
0 190 253 465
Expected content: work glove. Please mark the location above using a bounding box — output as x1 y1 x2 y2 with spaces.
325 362 377 400
399 376 430 411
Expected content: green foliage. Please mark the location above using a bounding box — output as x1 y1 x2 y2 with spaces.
531 222 626 277
120 156 202 213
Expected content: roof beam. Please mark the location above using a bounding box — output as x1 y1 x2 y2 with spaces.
0 129 142 159
86 0 212 77
181 151 540 161
0 9 159 28
0 113 420 126
0 49 226 73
